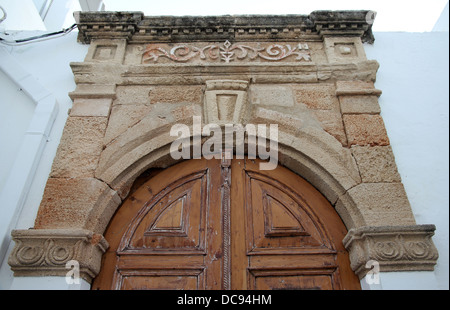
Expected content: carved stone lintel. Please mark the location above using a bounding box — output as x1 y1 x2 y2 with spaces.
343 225 439 279
8 229 109 283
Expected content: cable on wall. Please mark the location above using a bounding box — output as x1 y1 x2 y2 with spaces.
0 23 77 46
0 6 7 24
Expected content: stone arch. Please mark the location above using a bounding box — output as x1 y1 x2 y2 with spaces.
87 114 363 236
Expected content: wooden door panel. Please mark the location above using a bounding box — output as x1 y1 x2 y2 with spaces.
118 269 204 290
245 171 331 253
120 170 208 253
92 157 360 290
250 270 336 290
249 253 337 269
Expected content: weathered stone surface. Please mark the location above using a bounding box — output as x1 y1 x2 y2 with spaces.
313 110 347 146
76 11 375 44
351 145 401 183
69 84 116 100
114 85 151 105
343 114 390 146
70 98 112 117
251 107 361 203
34 178 121 233
95 103 202 195
204 80 248 124
336 183 416 229
324 37 367 63
293 83 339 110
343 225 439 279
8 229 108 283
149 85 203 104
249 84 294 107
104 104 153 145
339 95 380 114
84 39 127 63
50 117 108 178
335 80 382 96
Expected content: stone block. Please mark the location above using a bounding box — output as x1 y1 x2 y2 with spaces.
313 110 347 146
50 117 108 178
69 84 116 100
336 183 416 229
324 37 367 63
84 39 127 63
339 95 381 114
336 80 381 96
351 145 401 183
343 114 390 146
149 85 203 104
34 178 121 233
70 98 112 117
114 85 151 105
292 83 339 110
104 104 153 145
249 84 294 107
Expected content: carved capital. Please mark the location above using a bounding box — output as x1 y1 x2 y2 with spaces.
343 225 439 279
8 229 109 283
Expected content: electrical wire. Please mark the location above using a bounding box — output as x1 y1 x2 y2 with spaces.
0 23 78 46
0 6 7 24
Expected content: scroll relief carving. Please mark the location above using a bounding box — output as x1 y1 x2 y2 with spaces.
343 225 439 279
8 229 108 282
142 40 311 63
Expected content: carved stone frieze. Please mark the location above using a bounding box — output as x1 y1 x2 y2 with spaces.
343 225 439 279
8 229 108 283
142 40 311 63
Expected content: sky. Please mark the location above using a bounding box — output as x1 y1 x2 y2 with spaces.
102 0 449 32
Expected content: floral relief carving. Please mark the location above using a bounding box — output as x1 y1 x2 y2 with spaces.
142 40 311 63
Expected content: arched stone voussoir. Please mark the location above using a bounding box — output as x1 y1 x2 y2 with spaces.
92 118 363 234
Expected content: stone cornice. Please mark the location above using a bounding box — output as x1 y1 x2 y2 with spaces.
75 10 375 44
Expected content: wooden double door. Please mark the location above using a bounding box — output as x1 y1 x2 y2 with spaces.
92 157 360 290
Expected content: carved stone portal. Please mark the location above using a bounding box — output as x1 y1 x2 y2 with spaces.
7 10 439 286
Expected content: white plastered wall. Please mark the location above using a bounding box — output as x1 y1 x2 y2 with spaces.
364 31 449 290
